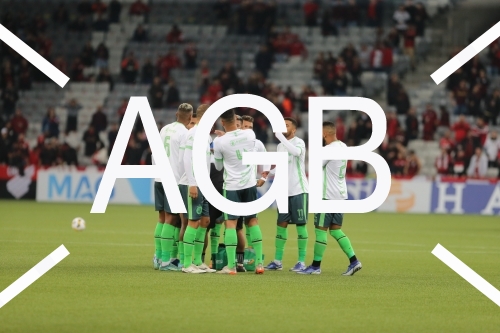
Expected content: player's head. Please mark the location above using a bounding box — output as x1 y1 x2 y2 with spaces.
220 109 236 130
241 115 254 130
236 115 243 129
283 117 297 139
322 121 337 145
176 103 193 127
187 113 197 129
196 104 210 121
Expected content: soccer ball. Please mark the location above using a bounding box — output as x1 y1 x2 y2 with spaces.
72 217 86 231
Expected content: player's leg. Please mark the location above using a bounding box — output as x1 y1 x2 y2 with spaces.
292 193 308 272
216 189 238 275
297 213 330 275
182 191 205 273
243 186 264 274
265 215 287 271
194 196 215 272
171 215 180 261
178 185 189 269
208 201 223 268
153 182 166 269
236 217 246 272
329 216 362 276
244 224 252 249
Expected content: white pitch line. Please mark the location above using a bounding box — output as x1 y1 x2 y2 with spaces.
431 21 500 84
0 24 69 88
0 245 70 309
432 244 500 307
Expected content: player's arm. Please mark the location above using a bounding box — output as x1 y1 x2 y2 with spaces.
275 132 301 156
183 135 198 198
213 138 224 171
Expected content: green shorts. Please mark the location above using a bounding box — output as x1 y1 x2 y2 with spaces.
181 185 209 221
155 182 181 214
277 193 308 224
314 213 344 228
223 186 257 221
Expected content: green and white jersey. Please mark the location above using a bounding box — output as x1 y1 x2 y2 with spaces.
213 129 257 191
277 136 308 196
322 140 348 200
181 125 212 187
153 121 188 183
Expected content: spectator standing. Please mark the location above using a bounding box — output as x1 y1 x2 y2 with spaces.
70 57 85 81
393 5 411 35
107 123 119 156
395 87 410 115
129 0 150 16
93 14 109 32
485 89 500 125
64 99 82 133
439 130 454 152
413 2 428 37
42 107 60 138
452 80 469 115
148 77 164 109
439 105 450 127
422 104 438 141
95 43 109 69
18 60 32 91
483 130 500 168
108 0 122 23
166 25 183 44
184 43 198 69
91 0 107 15
405 107 419 142
81 41 95 67
141 58 155 84
121 52 139 84
90 106 108 133
10 109 28 136
303 0 319 27
96 68 114 91
82 125 103 157
133 24 148 42
255 45 273 78
467 147 488 178
165 80 180 107
1 82 19 118
367 0 383 28
405 150 421 177
117 98 128 123
435 148 451 175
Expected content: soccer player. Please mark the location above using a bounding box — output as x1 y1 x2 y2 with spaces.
180 104 216 273
213 109 265 275
297 122 362 276
153 103 193 271
262 117 309 272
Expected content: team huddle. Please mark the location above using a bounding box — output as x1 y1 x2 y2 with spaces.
152 103 362 275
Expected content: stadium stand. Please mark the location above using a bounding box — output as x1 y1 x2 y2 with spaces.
0 0 499 180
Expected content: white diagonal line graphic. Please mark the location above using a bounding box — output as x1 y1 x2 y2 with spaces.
0 245 70 309
0 24 70 88
431 21 500 84
432 244 500 307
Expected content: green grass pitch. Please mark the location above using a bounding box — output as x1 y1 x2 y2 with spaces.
0 200 499 333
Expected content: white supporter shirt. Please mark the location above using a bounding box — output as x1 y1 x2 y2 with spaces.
322 140 348 200
271 135 308 196
213 129 257 190
182 125 212 187
153 122 188 183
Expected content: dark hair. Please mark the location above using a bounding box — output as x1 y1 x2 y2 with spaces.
284 117 297 128
221 109 235 122
242 115 254 123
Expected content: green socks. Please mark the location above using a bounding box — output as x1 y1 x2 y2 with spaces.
193 227 207 265
314 229 328 261
154 222 163 259
183 226 197 268
275 226 287 261
296 224 308 263
245 225 252 248
330 229 355 259
171 226 180 259
249 225 263 265
210 223 221 255
224 228 237 269
160 224 175 263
